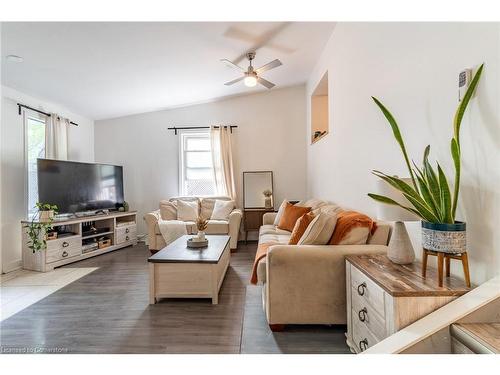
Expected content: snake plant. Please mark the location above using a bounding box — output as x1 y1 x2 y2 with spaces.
368 64 484 224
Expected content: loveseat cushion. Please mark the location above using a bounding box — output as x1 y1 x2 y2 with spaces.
205 219 229 234
259 233 291 245
159 200 177 220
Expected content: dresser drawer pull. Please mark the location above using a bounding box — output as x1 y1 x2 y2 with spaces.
125 228 130 233
126 235 129 241
62 241 69 248
358 307 368 322
62 251 68 258
357 282 367 296
359 338 368 352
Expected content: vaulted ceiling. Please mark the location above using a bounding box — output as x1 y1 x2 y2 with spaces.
2 22 334 120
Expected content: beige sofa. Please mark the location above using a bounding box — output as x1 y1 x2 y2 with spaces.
144 196 242 251
255 199 391 329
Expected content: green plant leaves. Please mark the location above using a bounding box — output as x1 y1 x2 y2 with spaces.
437 163 453 223
372 97 417 190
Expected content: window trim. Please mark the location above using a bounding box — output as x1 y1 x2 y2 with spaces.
178 130 214 197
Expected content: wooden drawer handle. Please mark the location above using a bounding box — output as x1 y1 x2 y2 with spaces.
358 307 368 322
125 228 130 233
357 282 367 296
62 251 68 258
62 241 69 248
359 338 368 352
126 236 129 241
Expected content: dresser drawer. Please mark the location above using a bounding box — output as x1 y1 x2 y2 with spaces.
350 264 385 317
351 288 387 340
352 316 380 352
116 225 136 244
46 237 81 263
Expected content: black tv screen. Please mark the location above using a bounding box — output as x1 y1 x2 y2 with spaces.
37 159 124 214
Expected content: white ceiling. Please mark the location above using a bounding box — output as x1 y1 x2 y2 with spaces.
1 22 334 120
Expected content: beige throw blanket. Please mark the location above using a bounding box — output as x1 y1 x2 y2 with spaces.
157 219 187 245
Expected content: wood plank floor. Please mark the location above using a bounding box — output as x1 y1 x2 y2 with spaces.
0 242 350 354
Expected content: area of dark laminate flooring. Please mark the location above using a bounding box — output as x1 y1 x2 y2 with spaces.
0 242 350 354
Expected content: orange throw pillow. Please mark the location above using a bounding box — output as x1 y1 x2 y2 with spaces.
277 202 311 232
288 212 315 245
329 211 377 245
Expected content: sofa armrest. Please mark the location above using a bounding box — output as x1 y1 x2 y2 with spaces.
265 244 387 324
262 212 277 225
228 209 242 249
144 210 161 250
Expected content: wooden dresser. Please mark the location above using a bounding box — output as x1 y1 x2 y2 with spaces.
243 208 274 242
345 254 470 353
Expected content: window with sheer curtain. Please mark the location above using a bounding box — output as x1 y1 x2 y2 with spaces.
25 114 46 216
179 131 215 196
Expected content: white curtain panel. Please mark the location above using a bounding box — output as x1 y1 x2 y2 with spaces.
210 126 236 201
45 113 69 160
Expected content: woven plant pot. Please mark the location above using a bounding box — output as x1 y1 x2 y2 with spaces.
421 221 466 254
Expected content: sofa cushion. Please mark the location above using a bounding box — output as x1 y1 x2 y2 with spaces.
177 200 199 221
211 199 234 220
159 200 177 220
288 212 315 245
200 198 216 219
298 212 338 245
259 233 291 245
277 202 311 232
205 219 229 234
259 224 277 235
273 200 288 226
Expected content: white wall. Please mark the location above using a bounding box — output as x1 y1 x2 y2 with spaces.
306 23 500 285
0 86 94 273
95 85 307 237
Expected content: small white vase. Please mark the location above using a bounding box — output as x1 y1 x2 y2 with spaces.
387 221 415 264
264 196 272 209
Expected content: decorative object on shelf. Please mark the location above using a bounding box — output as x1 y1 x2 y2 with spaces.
368 64 483 277
263 189 273 209
122 201 129 212
25 202 58 253
375 179 418 264
98 237 112 249
195 215 208 241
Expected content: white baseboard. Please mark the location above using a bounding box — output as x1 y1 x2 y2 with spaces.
2 259 22 274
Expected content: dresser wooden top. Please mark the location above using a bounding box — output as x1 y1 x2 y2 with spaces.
346 254 471 297
455 323 500 353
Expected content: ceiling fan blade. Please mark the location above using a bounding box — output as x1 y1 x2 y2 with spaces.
257 77 275 89
220 59 245 72
256 59 283 74
224 76 245 86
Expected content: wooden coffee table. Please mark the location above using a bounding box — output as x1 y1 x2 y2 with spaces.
148 235 230 305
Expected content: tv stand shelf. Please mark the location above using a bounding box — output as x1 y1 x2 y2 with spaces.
22 211 137 272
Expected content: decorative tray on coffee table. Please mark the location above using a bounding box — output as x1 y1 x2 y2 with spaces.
187 237 209 248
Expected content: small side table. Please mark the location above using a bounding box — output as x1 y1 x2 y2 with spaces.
422 249 471 288
243 208 274 242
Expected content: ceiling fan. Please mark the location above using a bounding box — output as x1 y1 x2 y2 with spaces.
221 52 282 89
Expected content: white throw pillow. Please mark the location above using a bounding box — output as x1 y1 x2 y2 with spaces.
176 200 199 221
273 200 288 226
211 200 234 220
298 213 338 245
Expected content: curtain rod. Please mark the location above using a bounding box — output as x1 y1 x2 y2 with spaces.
17 103 79 126
167 125 237 135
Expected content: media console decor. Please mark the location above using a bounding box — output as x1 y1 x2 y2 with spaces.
22 211 137 272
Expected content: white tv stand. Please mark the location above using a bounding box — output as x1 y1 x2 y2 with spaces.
22 211 138 272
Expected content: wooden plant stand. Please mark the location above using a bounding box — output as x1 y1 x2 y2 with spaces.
422 249 471 288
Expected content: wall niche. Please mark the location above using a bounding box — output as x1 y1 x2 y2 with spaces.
310 72 329 144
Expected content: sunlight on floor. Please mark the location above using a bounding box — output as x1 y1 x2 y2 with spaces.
0 267 98 321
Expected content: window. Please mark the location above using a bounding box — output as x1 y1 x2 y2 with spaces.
179 131 215 196
25 114 46 217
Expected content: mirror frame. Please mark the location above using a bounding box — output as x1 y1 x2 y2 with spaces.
242 171 274 210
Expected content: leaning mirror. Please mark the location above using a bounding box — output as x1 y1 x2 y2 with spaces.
243 171 274 209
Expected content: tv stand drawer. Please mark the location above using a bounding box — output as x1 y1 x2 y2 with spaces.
46 237 81 263
116 224 137 244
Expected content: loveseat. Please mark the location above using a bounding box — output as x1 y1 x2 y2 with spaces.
255 198 391 329
144 196 242 251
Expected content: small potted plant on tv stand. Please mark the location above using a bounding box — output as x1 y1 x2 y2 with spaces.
25 202 59 253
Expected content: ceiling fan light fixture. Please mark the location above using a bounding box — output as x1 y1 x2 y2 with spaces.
244 75 257 87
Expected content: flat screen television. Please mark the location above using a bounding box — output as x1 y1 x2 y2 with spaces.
37 159 124 214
